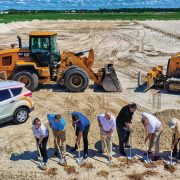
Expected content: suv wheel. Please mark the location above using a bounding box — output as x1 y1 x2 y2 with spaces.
13 108 29 124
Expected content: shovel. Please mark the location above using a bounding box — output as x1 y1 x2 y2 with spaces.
55 138 67 166
127 132 133 160
168 150 175 165
144 144 151 163
144 143 151 163
37 145 47 170
76 143 83 165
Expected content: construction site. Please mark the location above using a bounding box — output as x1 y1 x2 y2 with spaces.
0 20 180 179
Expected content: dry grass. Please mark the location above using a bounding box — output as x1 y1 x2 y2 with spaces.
143 160 165 168
97 170 109 177
127 170 158 180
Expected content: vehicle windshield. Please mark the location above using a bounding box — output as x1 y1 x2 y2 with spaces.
51 35 59 54
31 37 50 53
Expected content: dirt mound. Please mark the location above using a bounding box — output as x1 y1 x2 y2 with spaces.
164 164 176 173
45 168 58 176
127 170 159 180
64 166 77 174
80 162 95 170
97 170 109 177
143 160 165 168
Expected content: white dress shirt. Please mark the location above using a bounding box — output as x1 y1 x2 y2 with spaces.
97 113 116 132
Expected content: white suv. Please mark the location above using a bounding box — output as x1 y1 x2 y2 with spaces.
0 81 34 124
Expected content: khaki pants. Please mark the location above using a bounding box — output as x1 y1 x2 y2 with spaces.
148 126 163 156
100 129 113 155
53 129 66 155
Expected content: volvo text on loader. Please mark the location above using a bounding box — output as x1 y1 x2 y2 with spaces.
0 32 121 92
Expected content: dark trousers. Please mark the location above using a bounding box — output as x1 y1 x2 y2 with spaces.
36 136 49 163
75 125 90 155
172 134 180 158
117 127 130 152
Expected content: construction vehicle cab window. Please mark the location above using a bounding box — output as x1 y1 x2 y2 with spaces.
0 31 121 93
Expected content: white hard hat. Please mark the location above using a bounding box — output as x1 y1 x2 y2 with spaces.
168 118 177 129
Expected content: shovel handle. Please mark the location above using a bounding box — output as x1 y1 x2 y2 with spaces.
55 137 63 158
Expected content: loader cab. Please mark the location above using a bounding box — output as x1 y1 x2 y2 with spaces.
166 54 180 78
29 32 60 67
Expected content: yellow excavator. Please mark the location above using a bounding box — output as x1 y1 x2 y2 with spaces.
139 53 180 93
0 32 121 92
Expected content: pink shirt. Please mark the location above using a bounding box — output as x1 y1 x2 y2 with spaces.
97 113 116 132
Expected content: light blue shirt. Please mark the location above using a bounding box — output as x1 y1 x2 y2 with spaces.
47 114 66 131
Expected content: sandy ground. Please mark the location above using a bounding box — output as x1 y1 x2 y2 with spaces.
0 20 180 180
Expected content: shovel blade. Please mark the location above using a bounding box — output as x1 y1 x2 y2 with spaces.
59 158 67 166
76 157 83 165
38 162 47 170
101 64 122 92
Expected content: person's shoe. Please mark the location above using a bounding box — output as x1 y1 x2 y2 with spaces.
53 152 58 158
83 154 88 160
144 151 152 156
120 150 127 157
125 145 130 148
151 156 160 161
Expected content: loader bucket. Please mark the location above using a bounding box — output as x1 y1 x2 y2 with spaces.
143 81 155 92
101 64 122 92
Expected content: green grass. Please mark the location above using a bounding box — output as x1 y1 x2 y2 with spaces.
0 12 180 23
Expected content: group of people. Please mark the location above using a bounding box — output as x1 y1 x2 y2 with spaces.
32 103 180 168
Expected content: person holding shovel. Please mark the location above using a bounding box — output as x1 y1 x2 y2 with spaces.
47 114 66 159
71 112 90 160
32 118 49 169
116 103 137 156
168 118 180 162
97 112 116 161
141 112 163 161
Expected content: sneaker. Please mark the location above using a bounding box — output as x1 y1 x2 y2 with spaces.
83 154 88 160
120 150 127 157
144 151 152 156
53 152 58 158
125 145 130 148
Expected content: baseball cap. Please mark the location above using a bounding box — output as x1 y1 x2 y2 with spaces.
168 118 177 129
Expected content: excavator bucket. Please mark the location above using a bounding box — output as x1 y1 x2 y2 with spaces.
101 64 122 92
143 81 155 92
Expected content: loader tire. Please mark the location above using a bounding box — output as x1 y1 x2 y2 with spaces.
12 71 39 91
64 68 89 92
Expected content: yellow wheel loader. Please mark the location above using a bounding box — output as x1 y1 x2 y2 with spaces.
0 32 121 92
139 53 180 93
